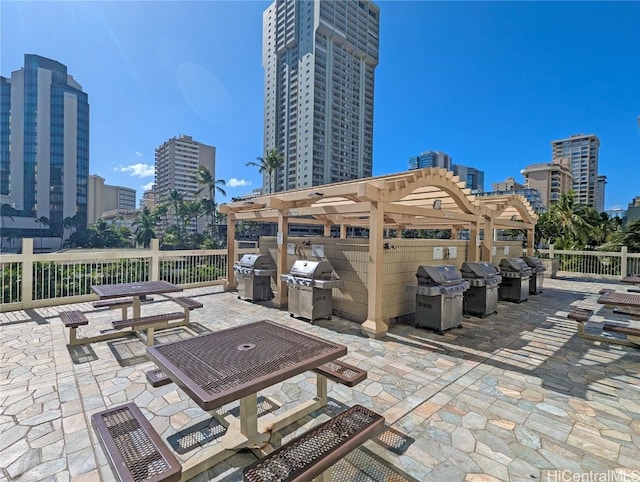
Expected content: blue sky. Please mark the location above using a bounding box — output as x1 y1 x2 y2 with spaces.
2 1 639 211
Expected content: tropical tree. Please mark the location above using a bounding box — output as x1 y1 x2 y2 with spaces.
620 220 640 252
164 189 188 246
133 207 156 248
196 166 227 240
34 216 50 252
546 192 593 249
1 203 18 252
246 148 284 194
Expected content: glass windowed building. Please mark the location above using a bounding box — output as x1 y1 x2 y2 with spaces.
1 54 89 247
408 150 484 193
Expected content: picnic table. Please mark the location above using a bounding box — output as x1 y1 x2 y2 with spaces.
597 290 640 312
92 280 182 319
60 280 190 346
146 319 347 480
596 290 640 347
621 274 640 285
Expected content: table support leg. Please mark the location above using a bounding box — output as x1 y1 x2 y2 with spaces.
240 393 259 439
133 296 141 319
314 469 332 482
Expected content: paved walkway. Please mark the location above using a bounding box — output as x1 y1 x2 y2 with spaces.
1 278 639 481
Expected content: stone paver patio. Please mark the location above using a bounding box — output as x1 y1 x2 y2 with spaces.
1 277 639 481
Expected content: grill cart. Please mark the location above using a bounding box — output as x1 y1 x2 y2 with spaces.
233 254 277 302
281 260 344 323
498 258 532 303
460 261 502 317
521 256 546 295
408 265 469 334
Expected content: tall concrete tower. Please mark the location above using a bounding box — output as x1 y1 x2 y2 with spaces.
262 0 380 193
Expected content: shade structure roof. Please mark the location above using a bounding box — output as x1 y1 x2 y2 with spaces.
219 167 538 230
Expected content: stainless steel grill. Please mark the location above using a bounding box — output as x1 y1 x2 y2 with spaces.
498 258 532 303
521 255 546 295
281 260 344 323
461 261 502 317
233 254 276 302
408 265 469 334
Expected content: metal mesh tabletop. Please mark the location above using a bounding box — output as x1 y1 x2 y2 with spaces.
621 275 640 285
598 291 640 308
92 281 182 299
146 320 347 411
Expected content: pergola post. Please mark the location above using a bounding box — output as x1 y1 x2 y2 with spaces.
274 211 289 308
224 213 237 291
324 223 331 237
361 201 388 339
527 228 534 256
468 219 479 262
340 224 347 239
481 216 493 262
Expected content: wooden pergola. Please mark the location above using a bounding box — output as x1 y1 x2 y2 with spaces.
219 168 538 338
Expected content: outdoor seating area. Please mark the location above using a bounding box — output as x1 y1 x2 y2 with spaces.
62 281 202 347
1 277 640 481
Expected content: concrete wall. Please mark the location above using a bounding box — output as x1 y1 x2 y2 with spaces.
490 241 525 266
260 236 471 324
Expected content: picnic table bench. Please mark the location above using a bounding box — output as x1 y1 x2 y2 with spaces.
91 402 181 482
243 404 384 482
61 295 202 346
313 359 367 387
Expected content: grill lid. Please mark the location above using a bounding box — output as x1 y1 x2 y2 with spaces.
416 264 464 286
289 259 334 280
236 254 276 270
521 256 546 272
461 261 500 279
499 257 532 274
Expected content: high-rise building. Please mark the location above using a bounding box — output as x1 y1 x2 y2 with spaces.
408 151 452 171
141 186 158 211
1 54 89 248
454 165 484 193
87 174 136 224
492 177 524 192
521 162 573 209
262 0 380 192
408 150 484 192
551 133 600 208
626 196 640 225
155 135 215 233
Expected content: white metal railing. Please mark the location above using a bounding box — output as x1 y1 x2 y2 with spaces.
537 245 640 278
1 238 256 312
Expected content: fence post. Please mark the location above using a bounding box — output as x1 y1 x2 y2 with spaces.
549 244 555 259
620 246 628 278
21 238 34 309
150 239 160 281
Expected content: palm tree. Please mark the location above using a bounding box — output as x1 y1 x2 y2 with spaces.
165 189 186 245
196 165 226 239
1 203 18 252
246 148 284 194
548 192 592 248
133 207 156 248
34 216 50 252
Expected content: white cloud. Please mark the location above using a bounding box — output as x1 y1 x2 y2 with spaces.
142 181 154 192
136 151 143 157
228 178 251 188
119 163 155 178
